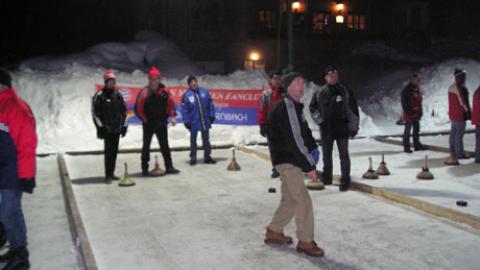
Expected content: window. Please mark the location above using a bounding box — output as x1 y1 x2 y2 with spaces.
312 12 330 34
259 10 275 31
347 14 366 31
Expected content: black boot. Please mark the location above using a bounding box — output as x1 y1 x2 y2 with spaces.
0 223 6 249
339 177 351 192
0 249 15 262
165 167 180 174
1 247 29 270
141 164 149 176
270 168 280 178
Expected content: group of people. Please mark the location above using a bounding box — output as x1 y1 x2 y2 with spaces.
92 67 216 184
401 68 480 163
260 67 359 257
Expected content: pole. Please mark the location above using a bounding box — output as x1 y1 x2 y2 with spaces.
286 0 293 67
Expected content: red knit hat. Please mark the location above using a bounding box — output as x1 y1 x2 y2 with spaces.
103 69 116 81
148 67 161 78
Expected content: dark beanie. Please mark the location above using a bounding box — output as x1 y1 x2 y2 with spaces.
187 75 197 84
454 68 466 77
282 72 302 89
324 65 338 76
0 69 12 88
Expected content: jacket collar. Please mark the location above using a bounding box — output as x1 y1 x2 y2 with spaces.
284 94 304 108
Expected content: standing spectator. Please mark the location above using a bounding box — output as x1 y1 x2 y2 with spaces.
0 69 37 269
135 67 180 176
401 74 426 153
472 85 480 163
448 68 471 159
265 72 324 257
309 66 359 192
92 70 128 184
257 71 285 178
181 76 216 165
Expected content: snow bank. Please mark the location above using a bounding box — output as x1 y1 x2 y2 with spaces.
19 31 203 78
361 58 480 132
11 65 378 153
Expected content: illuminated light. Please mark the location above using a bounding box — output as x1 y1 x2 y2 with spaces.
249 52 260 61
336 3 345 12
292 1 301 11
336 15 344 24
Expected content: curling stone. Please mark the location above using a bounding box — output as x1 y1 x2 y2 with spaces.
119 162 136 187
227 148 241 171
376 154 391 175
444 153 459 166
417 155 434 180
362 157 379 179
150 155 166 176
307 180 324 190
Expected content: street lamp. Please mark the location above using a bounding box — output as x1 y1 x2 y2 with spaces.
292 1 300 13
335 1 346 24
248 51 261 70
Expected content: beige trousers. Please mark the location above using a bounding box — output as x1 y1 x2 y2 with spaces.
268 163 314 242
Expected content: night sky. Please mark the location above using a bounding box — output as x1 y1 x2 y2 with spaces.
1 0 479 68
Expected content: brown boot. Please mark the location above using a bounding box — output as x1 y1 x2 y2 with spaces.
264 227 293 244
296 241 325 257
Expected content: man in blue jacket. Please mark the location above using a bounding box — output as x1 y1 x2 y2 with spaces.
181 76 216 165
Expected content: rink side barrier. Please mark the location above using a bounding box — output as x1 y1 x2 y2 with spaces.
236 145 480 230
57 153 98 270
373 136 475 156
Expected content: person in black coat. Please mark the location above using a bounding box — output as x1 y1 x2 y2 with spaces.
309 66 359 191
401 74 426 153
92 70 128 184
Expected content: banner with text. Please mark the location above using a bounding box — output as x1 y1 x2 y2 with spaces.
95 85 263 125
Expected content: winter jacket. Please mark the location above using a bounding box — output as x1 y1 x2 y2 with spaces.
92 88 127 135
135 84 176 127
0 88 37 192
472 87 480 126
309 83 359 139
257 84 285 125
269 95 317 173
448 83 470 121
401 83 423 122
181 87 215 132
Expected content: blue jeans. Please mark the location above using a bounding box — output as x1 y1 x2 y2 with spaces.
476 126 480 162
190 130 212 160
0 189 27 248
449 121 466 158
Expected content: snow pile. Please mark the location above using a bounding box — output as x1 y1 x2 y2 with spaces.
11 65 378 153
361 58 480 132
19 31 203 78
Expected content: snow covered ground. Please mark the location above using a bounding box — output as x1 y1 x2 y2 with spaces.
63 148 480 270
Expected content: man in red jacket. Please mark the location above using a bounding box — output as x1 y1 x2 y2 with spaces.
472 85 480 163
135 67 179 176
0 69 37 269
448 68 471 160
257 71 285 178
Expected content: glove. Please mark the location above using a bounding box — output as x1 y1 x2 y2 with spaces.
210 116 215 124
259 124 268 137
20 178 36 194
121 126 128 137
311 148 320 165
184 123 191 130
96 127 105 139
465 110 472 121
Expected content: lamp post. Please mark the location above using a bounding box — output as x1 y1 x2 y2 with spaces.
286 0 293 67
335 1 345 24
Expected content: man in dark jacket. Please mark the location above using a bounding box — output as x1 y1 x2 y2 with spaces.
135 67 179 176
181 76 216 165
0 69 37 269
92 70 128 184
309 66 359 191
401 74 426 153
265 72 324 257
257 71 285 178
